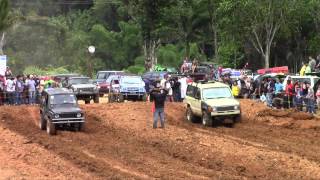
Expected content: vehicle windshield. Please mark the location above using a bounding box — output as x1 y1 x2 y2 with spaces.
121 77 142 84
69 78 89 84
202 87 232 99
291 78 320 85
97 72 107 79
50 94 77 105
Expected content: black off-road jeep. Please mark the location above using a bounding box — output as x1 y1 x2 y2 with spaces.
39 88 85 135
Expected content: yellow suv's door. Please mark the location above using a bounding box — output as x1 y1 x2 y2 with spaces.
193 87 202 116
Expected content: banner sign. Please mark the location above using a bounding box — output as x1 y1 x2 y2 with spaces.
257 66 289 75
0 55 6 76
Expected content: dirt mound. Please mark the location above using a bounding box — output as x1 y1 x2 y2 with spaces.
241 99 320 129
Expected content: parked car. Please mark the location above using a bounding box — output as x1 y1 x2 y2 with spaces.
108 75 146 102
95 71 124 96
142 71 168 85
39 88 85 135
64 76 100 104
282 75 320 90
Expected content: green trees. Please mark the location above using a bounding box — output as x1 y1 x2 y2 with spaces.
0 0 9 55
2 0 320 74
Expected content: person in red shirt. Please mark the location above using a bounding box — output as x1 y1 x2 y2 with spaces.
284 79 294 108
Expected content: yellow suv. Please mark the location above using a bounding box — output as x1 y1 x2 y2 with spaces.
184 81 241 127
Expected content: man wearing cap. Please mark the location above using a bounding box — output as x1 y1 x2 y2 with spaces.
150 83 168 129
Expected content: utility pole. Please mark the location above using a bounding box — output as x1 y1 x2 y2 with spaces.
88 46 95 78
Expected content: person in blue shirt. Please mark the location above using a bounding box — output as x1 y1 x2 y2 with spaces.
275 79 283 94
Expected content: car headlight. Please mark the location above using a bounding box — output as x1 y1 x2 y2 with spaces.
234 105 239 110
208 106 217 112
76 113 82 118
212 107 217 112
54 114 60 119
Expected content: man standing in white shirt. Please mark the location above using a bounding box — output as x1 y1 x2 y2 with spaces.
179 76 188 101
6 77 15 105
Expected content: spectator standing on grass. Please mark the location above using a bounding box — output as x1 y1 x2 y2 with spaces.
28 75 36 104
151 85 168 129
306 82 316 114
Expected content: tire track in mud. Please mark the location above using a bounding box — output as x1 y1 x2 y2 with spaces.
0 102 319 179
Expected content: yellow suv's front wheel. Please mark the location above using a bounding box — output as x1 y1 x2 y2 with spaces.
186 106 196 123
202 112 213 127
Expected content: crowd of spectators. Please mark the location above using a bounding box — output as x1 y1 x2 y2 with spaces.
0 67 57 106
227 74 318 115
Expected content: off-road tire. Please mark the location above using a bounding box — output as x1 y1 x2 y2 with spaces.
79 122 86 132
235 114 242 123
108 94 114 103
119 94 124 102
85 100 90 104
46 120 56 135
202 111 213 127
39 114 46 130
186 106 196 123
94 95 100 103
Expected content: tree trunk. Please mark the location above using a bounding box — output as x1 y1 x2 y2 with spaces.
143 39 158 72
0 32 5 55
265 45 270 68
214 28 218 60
185 40 190 59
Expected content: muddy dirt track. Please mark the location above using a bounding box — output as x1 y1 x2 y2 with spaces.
0 99 320 179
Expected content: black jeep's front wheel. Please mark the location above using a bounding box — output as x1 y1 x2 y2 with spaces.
39 114 46 130
46 120 56 135
202 111 213 127
84 100 90 104
108 94 114 103
119 94 124 102
74 122 85 132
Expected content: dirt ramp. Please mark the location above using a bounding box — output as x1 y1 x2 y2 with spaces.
241 99 320 129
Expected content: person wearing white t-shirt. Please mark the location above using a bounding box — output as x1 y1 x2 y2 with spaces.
179 76 188 100
6 77 15 105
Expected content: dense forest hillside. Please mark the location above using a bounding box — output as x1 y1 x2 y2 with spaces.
1 0 320 74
